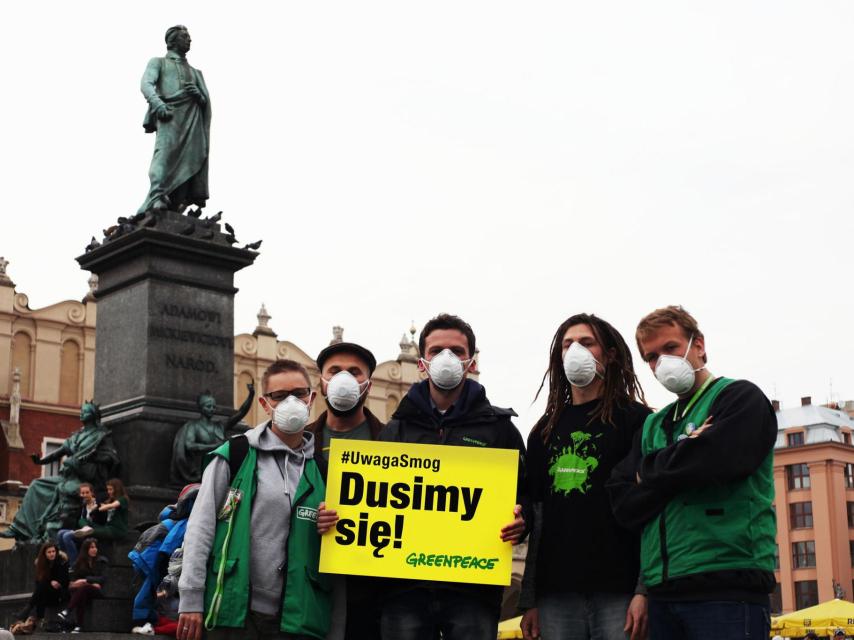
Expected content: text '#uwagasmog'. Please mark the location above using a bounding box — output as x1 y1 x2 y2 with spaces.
338 449 441 473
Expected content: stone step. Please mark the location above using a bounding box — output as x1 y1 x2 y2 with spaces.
0 596 41 629
0 546 36 595
100 566 136 600
84 598 134 633
25 634 172 639
0 597 136 632
100 539 137 568
0 540 138 600
0 579 137 630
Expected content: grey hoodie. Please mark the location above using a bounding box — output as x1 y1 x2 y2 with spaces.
179 422 315 617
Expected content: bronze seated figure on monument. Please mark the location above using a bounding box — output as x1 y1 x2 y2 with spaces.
170 385 255 485
1 402 120 543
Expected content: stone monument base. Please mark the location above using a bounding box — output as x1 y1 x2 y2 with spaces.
77 209 257 489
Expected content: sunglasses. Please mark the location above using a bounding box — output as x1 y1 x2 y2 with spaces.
263 388 311 402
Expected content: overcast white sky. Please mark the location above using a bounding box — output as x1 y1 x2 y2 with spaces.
2 2 853 435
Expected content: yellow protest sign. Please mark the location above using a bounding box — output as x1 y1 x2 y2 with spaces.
319 439 518 586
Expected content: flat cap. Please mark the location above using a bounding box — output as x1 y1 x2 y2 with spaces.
316 342 377 375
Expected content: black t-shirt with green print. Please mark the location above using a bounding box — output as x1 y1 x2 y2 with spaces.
527 398 650 597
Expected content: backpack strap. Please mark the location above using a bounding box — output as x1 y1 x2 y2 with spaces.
227 434 249 482
314 453 329 482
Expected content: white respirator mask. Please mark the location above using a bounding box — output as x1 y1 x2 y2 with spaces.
323 371 369 411
562 342 602 387
654 334 706 395
273 395 310 433
422 349 472 390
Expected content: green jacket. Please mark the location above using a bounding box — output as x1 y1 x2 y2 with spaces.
640 377 776 587
90 496 128 540
202 438 332 638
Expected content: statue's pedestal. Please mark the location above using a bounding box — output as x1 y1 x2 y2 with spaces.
77 211 257 495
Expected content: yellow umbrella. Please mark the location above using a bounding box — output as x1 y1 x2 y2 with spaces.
770 598 854 638
497 615 523 639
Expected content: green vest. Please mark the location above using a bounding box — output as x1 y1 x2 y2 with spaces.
640 377 776 587
202 438 332 639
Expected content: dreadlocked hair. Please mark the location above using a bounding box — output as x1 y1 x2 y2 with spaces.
533 313 647 443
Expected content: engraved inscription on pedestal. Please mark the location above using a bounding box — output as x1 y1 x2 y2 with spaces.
144 284 235 407
152 303 234 374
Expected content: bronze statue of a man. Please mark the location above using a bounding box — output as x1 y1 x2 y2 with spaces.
138 25 211 214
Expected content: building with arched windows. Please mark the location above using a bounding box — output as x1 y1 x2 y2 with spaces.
0 258 426 546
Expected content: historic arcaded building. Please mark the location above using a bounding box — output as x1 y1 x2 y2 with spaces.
0 258 425 546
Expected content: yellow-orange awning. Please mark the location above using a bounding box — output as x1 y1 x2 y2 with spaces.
771 598 854 637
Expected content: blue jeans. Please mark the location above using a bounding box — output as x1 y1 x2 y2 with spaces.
57 529 79 565
381 588 500 640
538 592 632 640
648 600 770 640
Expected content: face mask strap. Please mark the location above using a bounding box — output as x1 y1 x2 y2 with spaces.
683 333 707 373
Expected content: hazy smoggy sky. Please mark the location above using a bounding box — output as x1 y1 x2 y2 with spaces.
3 1 853 434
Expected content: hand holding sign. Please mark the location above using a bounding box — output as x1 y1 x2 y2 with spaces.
500 504 526 544
317 502 338 534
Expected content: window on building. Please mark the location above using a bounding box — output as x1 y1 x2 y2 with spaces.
787 463 811 490
11 331 32 399
850 540 854 567
847 464 854 489
787 432 805 447
795 580 819 610
774 544 780 570
59 339 81 406
845 432 852 446
770 583 783 614
792 541 816 568
790 502 813 528
848 503 854 528
41 440 64 478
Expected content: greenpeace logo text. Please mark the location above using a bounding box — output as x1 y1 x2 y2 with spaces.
296 506 317 522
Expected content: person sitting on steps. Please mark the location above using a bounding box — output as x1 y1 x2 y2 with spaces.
58 537 108 633
10 541 69 634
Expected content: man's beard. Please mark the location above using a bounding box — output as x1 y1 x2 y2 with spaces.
326 394 367 418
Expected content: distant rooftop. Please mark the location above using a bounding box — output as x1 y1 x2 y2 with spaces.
776 404 854 430
774 397 854 448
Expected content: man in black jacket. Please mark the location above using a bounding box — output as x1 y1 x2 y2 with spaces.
310 341 384 640
607 306 777 640
378 313 527 640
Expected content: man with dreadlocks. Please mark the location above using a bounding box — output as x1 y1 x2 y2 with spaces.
519 314 650 640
